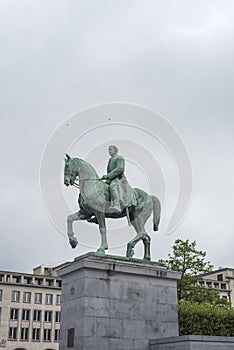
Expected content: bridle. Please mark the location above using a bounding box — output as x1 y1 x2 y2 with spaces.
65 158 103 189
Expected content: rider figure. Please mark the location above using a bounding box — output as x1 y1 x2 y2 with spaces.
102 145 136 213
102 145 123 213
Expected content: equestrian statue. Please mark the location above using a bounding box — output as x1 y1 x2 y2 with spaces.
64 145 161 261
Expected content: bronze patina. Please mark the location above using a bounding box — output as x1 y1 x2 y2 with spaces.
64 146 161 261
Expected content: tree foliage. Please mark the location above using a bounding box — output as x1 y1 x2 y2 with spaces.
159 239 220 302
179 301 234 336
160 239 232 336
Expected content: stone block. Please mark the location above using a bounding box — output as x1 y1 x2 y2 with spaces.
84 276 98 297
123 319 145 339
95 317 109 337
155 303 178 323
84 296 110 317
79 336 110 350
109 337 134 350
109 318 124 338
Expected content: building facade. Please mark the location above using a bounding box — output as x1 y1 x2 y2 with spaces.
0 264 62 350
200 267 234 306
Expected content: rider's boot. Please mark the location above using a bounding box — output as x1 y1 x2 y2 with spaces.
109 186 121 213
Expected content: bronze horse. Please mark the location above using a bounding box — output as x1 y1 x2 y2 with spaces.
64 154 161 260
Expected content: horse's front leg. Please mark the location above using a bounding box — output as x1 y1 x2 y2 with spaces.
95 212 108 256
67 211 84 249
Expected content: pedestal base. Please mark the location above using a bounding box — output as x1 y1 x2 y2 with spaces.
58 253 181 350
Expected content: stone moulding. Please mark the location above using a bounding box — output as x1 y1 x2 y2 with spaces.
62 252 181 281
149 335 234 349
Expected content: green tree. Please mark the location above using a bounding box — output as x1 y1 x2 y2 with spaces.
179 301 234 336
159 239 221 303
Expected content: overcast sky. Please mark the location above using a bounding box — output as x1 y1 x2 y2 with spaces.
1 0 234 273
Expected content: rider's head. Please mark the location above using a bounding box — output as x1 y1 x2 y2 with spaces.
108 145 118 156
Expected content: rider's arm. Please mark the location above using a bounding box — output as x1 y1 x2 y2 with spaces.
107 157 125 180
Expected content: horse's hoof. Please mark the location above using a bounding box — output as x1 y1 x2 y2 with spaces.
96 248 105 256
144 256 151 261
127 250 134 258
69 238 78 249
126 244 134 258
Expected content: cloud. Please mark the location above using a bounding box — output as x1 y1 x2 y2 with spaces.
0 0 234 271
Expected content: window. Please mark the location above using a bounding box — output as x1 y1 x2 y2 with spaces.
32 328 40 341
6 275 11 282
0 289 2 301
23 276 32 284
23 292 31 303
55 329 60 341
34 293 42 304
0 274 4 282
0 307 2 326
45 279 53 286
12 275 21 283
22 309 30 321
11 290 20 302
45 294 53 305
34 278 43 285
55 311 61 323
56 294 61 305
44 311 52 322
33 310 41 322
10 308 19 320
56 279 61 288
214 282 219 289
8 327 18 340
43 329 51 341
221 283 227 290
20 327 29 340
206 282 212 288
217 274 223 281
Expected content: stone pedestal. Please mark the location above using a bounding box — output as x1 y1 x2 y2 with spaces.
58 253 181 350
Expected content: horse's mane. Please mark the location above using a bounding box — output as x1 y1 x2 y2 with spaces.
75 158 100 179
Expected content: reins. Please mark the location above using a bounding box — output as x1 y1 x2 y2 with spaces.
72 178 103 189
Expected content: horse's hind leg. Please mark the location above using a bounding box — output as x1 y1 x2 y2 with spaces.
126 199 152 260
126 219 144 258
142 233 151 261
126 224 151 260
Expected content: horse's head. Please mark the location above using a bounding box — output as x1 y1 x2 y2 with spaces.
64 154 79 186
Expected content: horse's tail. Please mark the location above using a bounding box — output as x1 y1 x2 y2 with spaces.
151 196 161 231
